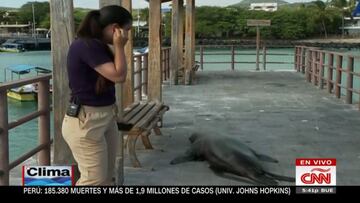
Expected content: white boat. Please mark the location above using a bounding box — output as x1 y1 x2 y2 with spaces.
133 47 149 55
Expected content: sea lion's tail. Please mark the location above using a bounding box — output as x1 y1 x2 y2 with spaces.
265 172 295 182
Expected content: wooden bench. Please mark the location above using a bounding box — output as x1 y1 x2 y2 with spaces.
122 101 169 167
177 62 200 84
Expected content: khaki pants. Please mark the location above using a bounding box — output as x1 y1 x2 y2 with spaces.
62 104 119 186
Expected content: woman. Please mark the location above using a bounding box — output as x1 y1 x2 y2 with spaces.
62 5 132 186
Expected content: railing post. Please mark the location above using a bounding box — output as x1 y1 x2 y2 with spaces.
135 56 142 102
335 55 343 99
0 90 9 186
327 53 334 93
301 47 306 73
305 50 311 82
319 52 325 89
161 50 165 82
142 54 148 96
294 47 298 71
200 46 204 70
256 26 260 71
167 49 171 80
346 56 354 104
37 80 51 166
263 45 267 71
312 51 317 86
231 45 235 71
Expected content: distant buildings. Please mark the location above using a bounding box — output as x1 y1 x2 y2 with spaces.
249 3 278 12
0 23 31 37
341 17 360 36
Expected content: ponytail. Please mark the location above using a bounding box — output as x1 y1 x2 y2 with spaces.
76 10 103 39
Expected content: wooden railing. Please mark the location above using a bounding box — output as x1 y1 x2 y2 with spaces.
295 46 360 110
132 47 170 102
197 45 294 71
0 74 52 186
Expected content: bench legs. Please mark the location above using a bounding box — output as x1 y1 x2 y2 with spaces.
126 126 163 167
153 126 162 136
141 131 153 149
127 130 141 168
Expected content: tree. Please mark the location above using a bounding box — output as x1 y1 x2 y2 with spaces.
330 0 347 8
309 1 330 38
17 2 50 28
73 8 90 30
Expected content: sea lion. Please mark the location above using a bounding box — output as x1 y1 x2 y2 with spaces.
170 132 295 185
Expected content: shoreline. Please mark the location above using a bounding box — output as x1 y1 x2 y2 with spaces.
196 38 360 49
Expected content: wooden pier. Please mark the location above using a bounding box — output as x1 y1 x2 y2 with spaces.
1 0 360 186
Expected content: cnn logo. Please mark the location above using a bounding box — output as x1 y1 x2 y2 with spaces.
296 159 336 186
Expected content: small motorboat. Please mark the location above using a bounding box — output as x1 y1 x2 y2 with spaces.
3 65 52 102
0 43 26 53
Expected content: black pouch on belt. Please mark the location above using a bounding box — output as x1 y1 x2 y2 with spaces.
66 97 81 117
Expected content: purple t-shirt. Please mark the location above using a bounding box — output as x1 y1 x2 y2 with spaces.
67 38 115 106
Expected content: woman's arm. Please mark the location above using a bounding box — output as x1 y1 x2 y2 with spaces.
94 28 128 83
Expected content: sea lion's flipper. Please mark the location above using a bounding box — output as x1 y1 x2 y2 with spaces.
265 172 295 182
170 149 197 165
254 153 279 163
170 154 195 165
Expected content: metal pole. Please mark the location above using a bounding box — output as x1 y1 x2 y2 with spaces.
231 45 235 71
200 46 204 70
263 44 266 70
32 3 38 48
137 9 140 37
342 15 344 39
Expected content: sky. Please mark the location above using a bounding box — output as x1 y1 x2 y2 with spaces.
0 0 325 9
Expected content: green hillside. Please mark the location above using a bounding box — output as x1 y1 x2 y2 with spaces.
231 0 289 8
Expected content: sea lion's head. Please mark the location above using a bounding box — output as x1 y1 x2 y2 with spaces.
189 132 205 143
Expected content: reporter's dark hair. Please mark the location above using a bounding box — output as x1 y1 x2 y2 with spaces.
76 5 132 95
77 5 133 39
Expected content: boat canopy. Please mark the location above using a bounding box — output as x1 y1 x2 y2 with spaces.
5 65 51 75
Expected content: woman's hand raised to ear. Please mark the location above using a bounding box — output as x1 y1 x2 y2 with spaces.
113 28 128 47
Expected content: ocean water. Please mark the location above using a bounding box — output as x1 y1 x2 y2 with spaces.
195 47 296 71
0 48 359 162
0 51 52 162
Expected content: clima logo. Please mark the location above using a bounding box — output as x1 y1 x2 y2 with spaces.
22 166 74 186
